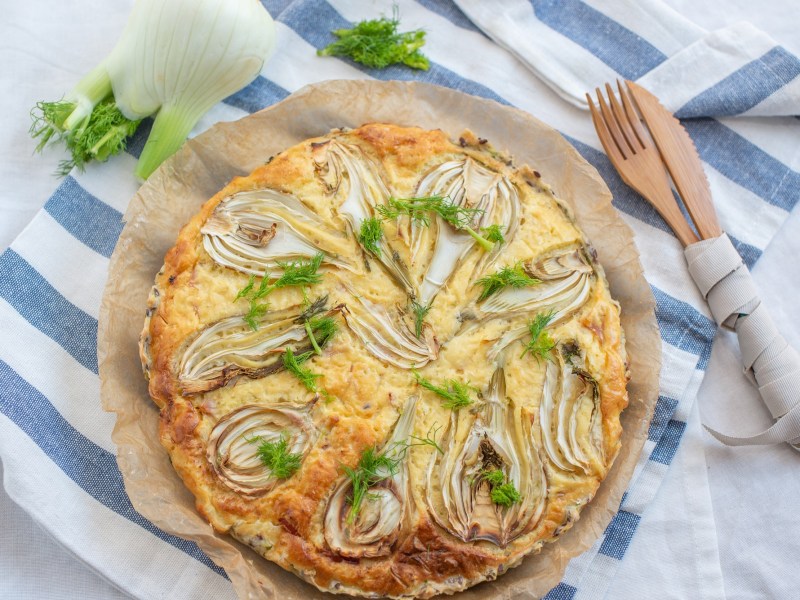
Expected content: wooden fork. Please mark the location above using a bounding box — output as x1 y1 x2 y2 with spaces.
586 82 699 246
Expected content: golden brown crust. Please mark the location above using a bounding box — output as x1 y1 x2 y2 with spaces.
141 123 629 598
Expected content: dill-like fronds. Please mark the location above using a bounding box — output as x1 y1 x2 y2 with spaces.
410 300 431 339
317 10 430 70
520 311 556 361
282 347 320 392
474 262 539 301
343 446 403 523
251 434 302 479
413 370 475 410
358 217 384 256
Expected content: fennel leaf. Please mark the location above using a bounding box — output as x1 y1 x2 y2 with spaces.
480 224 505 244
343 446 403 524
413 370 476 410
318 11 430 70
251 434 302 479
481 469 521 506
410 300 432 339
409 423 444 455
474 262 539 302
235 253 326 330
521 311 556 361
31 97 140 175
282 347 321 392
358 217 384 256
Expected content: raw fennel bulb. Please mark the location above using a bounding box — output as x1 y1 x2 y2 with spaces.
31 0 276 179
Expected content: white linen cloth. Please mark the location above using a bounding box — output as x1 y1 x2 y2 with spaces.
1 1 798 599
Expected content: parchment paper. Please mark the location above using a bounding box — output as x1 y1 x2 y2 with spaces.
98 80 660 600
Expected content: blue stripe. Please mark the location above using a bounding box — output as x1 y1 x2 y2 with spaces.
677 47 800 118
530 0 666 79
684 119 799 212
0 250 98 374
0 360 227 578
652 286 715 370
598 510 641 560
415 0 483 34
44 177 123 258
648 396 679 442
224 76 290 114
543 582 578 600
650 419 687 465
280 0 508 106
125 117 153 160
260 0 292 18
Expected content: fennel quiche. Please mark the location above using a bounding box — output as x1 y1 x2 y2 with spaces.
139 123 629 598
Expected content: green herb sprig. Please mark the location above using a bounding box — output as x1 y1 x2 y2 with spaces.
480 224 505 245
282 347 321 392
343 446 404 524
318 10 430 70
235 253 325 330
250 434 302 479
409 423 444 454
376 195 499 251
413 371 476 410
474 262 539 302
358 217 384 256
521 311 556 361
410 300 431 339
31 97 141 176
481 469 521 507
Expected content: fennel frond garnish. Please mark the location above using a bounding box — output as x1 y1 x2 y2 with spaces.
251 434 303 479
304 314 338 355
317 10 430 70
480 224 506 245
413 370 476 410
521 311 556 361
377 195 498 251
409 423 444 455
410 300 432 339
482 469 521 507
236 253 325 330
343 446 403 524
282 348 321 392
475 262 540 302
358 217 384 256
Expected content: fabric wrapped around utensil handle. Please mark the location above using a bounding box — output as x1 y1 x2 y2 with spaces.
686 233 800 447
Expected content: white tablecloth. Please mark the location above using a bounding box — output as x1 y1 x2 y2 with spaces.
1 1 798 598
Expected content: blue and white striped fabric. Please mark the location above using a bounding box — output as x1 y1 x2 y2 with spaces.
0 1 797 598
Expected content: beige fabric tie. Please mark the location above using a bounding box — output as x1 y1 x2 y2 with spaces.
685 233 800 447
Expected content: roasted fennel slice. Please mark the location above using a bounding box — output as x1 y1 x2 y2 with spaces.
206 401 317 497
201 189 353 277
540 344 605 475
482 246 595 361
425 368 547 547
342 290 437 369
412 157 520 304
312 139 415 295
323 396 417 558
178 301 343 395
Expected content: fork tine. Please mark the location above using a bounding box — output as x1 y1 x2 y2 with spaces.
617 80 649 149
604 82 636 154
595 88 630 160
586 93 623 164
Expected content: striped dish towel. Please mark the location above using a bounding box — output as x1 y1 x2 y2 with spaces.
0 0 797 598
